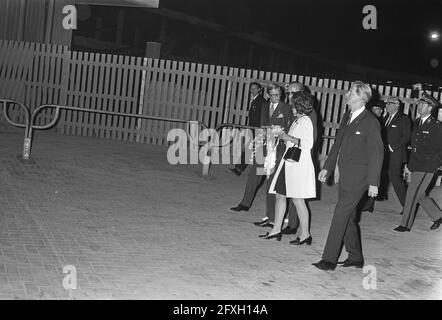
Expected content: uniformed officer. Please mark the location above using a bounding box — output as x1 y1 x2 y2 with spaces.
394 93 442 232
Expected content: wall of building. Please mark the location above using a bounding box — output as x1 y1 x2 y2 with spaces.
0 0 73 46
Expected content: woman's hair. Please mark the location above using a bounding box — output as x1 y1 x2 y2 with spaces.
291 91 313 115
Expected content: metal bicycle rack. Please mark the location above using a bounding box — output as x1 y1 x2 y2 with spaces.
1 99 335 176
0 99 260 176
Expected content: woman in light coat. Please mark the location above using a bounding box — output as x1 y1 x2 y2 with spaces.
260 91 316 244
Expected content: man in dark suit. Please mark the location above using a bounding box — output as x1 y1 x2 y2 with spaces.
394 93 442 232
372 100 389 200
359 101 387 212
253 83 294 227
228 82 267 177
230 83 293 222
383 97 411 210
313 81 384 271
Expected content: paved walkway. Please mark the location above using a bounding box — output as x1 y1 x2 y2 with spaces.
0 129 441 299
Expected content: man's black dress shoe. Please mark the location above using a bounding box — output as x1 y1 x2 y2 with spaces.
337 259 364 268
281 226 297 235
228 168 242 176
393 225 410 232
312 260 336 271
430 218 442 230
230 204 249 212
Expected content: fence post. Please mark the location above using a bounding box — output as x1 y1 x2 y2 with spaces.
136 58 148 143
57 45 71 133
22 137 31 160
222 67 234 124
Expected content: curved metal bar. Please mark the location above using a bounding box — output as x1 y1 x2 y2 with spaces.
214 123 259 132
31 105 62 130
33 104 210 145
211 123 258 149
2 101 336 166
34 105 192 124
1 99 30 132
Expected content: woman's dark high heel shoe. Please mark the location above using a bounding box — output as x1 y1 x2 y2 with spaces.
259 232 282 241
289 235 312 245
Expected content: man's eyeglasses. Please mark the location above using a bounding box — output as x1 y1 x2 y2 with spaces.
269 93 281 97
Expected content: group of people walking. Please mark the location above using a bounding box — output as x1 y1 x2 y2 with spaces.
229 80 442 271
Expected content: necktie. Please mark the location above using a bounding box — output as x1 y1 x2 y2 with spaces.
270 103 275 117
420 118 424 126
385 115 392 127
346 112 353 126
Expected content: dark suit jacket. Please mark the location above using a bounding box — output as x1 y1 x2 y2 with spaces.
260 101 294 157
384 112 411 163
260 101 293 129
408 116 442 173
323 108 384 191
248 95 266 127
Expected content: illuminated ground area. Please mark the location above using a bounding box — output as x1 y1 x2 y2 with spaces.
0 129 441 299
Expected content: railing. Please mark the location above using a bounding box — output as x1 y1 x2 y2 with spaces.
1 99 335 176
0 99 200 159
0 100 256 175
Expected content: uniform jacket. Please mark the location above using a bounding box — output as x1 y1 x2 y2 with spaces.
384 112 411 163
323 108 384 191
408 116 442 173
247 95 267 127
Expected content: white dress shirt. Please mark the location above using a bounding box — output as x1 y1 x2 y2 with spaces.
348 106 365 123
385 111 398 127
419 114 431 125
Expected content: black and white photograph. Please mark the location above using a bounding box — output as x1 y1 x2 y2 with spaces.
0 0 441 303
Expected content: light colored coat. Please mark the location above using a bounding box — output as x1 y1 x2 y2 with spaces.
269 115 316 199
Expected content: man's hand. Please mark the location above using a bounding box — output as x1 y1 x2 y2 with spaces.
318 169 328 183
368 185 378 198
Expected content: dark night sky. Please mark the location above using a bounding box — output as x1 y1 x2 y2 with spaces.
160 0 442 80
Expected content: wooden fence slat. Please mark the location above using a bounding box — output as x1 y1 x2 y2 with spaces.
192 63 203 125
121 55 131 142
161 60 172 144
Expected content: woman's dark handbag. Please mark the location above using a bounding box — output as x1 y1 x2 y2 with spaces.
284 145 301 162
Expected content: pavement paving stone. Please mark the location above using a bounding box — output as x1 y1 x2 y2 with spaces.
0 131 441 299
